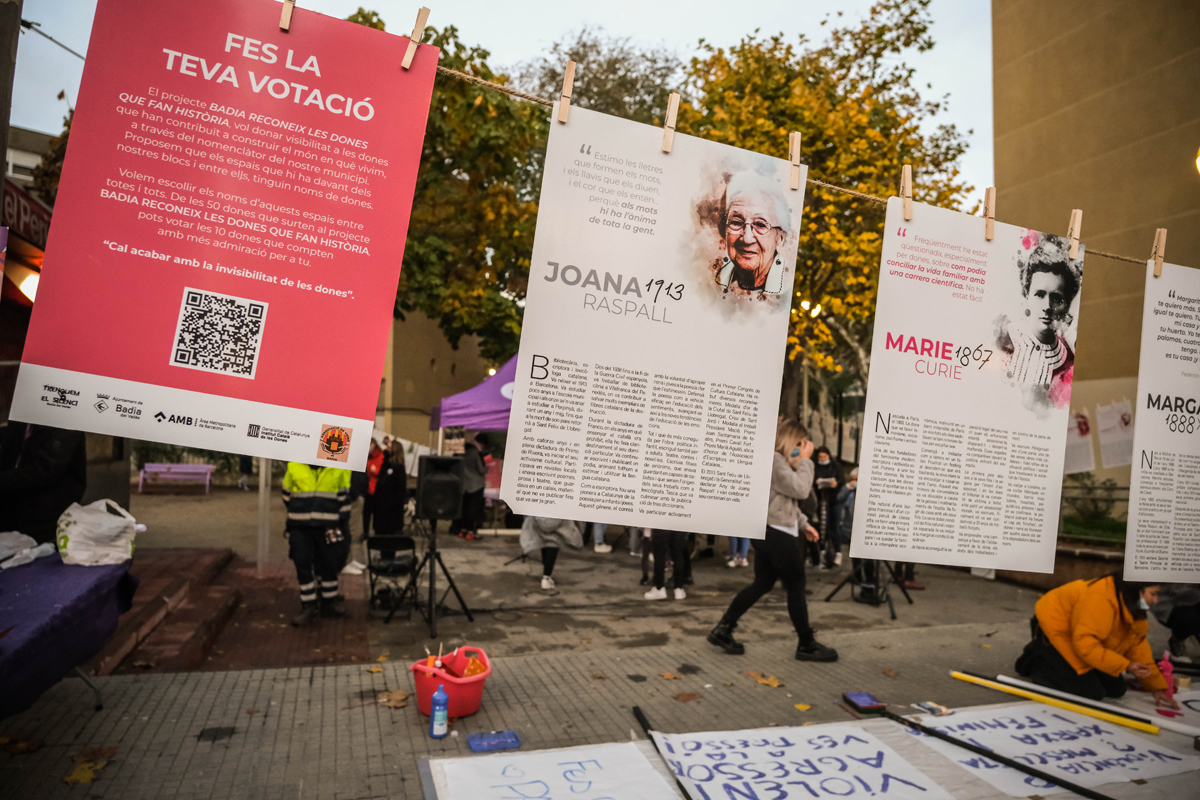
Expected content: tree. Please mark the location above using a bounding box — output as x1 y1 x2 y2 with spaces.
678 0 973 403
347 15 549 362
31 107 72 205
514 26 683 125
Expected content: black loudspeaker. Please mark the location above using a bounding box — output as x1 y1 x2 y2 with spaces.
416 455 464 520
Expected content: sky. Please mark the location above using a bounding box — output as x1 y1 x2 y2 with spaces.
11 0 994 198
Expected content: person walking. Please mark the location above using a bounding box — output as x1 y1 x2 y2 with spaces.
727 537 751 568
708 420 837 662
895 562 923 590
283 461 352 626
645 529 688 600
362 439 385 539
450 433 488 540
812 447 844 569
519 517 583 590
589 522 612 553
237 455 254 491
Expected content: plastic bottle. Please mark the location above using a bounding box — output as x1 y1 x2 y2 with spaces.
429 684 449 738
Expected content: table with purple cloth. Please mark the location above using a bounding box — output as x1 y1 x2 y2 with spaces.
0 553 137 720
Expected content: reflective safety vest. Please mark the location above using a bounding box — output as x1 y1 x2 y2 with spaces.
282 462 352 530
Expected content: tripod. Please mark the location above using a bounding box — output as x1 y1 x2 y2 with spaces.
824 559 913 621
392 519 474 637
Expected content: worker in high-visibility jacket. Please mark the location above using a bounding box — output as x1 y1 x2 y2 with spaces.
283 461 352 626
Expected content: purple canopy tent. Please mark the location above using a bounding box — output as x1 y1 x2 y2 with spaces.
430 354 517 431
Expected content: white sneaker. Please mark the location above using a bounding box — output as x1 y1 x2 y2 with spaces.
674 587 687 600
644 586 667 600
541 575 556 590
818 562 830 571
594 543 613 554
738 557 750 567
349 559 367 571
727 558 738 569
340 563 363 576
834 552 843 566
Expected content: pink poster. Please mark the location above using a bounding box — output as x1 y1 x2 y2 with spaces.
10 0 436 469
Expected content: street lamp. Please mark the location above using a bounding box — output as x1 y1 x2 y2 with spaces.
4 262 38 302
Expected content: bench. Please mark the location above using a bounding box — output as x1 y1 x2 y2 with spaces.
138 463 216 494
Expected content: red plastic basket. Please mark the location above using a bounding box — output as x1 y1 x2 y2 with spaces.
408 646 492 717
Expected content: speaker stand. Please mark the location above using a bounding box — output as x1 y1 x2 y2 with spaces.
393 519 474 637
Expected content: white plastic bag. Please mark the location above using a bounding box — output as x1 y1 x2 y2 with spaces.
56 499 137 566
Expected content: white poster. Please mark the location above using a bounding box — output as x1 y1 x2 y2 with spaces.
441 741 679 800
1096 400 1135 469
1063 411 1096 474
651 724 953 800
499 105 805 538
850 200 1084 572
1125 260 1200 582
904 704 1200 796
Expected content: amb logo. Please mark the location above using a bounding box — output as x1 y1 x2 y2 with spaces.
154 411 193 425
317 425 351 463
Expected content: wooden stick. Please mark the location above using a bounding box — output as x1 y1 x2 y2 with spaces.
1067 208 1083 260
789 132 802 190
900 164 913 221
279 0 295 31
1152 228 1167 277
881 709 1118 800
951 671 1159 734
402 7 431 70
983 187 995 241
557 61 576 124
994 673 1200 737
661 93 680 154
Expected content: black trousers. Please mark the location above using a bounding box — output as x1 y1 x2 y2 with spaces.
723 526 813 644
289 527 343 604
651 530 687 589
450 489 485 534
1167 604 1200 642
362 493 375 539
1023 637 1127 701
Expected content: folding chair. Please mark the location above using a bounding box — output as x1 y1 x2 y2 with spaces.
365 535 416 620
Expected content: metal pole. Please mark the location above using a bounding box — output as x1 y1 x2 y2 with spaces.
257 457 271 578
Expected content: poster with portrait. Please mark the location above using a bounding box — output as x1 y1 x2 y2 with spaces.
850 200 1084 572
1096 400 1135 469
1063 410 1095 475
8 0 436 469
1125 260 1200 582
499 105 805 538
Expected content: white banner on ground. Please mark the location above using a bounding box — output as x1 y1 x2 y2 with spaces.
850 200 1084 572
1063 411 1096 475
651 723 953 800
500 105 805 538
904 703 1200 796
1096 400 1135 469
440 740 678 800
1125 260 1200 582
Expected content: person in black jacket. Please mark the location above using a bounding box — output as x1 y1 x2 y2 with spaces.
0 423 88 544
811 447 845 569
372 441 409 537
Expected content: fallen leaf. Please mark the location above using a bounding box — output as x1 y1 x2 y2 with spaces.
674 692 701 703
245 709 259 717
3 739 43 754
722 681 734 687
581 637 592 645
73 746 117 763
745 671 784 688
883 668 899 678
592 674 607 680
377 689 409 709
794 704 812 711
660 672 680 680
982 630 998 637
607 616 622 622
132 658 158 669
368 666 384 674
63 761 107 784
376 656 388 663
872 645 888 650
313 649 321 653
980 644 992 649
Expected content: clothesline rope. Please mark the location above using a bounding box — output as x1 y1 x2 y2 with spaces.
441 65 1153 268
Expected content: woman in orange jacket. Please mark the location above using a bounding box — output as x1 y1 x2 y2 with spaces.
1015 572 1180 709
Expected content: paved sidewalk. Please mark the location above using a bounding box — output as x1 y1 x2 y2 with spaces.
1 620 1036 800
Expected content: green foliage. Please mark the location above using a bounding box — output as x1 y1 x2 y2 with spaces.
345 8 386 30
31 109 72 206
514 26 683 124
677 0 973 381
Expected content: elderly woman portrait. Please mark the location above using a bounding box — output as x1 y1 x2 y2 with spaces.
995 234 1081 411
712 172 793 299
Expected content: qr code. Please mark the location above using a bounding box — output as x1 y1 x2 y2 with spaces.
170 288 267 379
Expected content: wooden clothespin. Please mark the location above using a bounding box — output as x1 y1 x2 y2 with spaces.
557 61 576 124
1151 228 1167 278
402 6 431 70
279 0 295 31
1067 209 1083 259
983 187 996 241
899 164 913 221
661 92 680 154
789 132 802 190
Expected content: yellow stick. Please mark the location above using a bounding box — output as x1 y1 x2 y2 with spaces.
951 672 1160 735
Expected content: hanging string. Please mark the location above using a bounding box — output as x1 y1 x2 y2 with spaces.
438 66 1152 267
